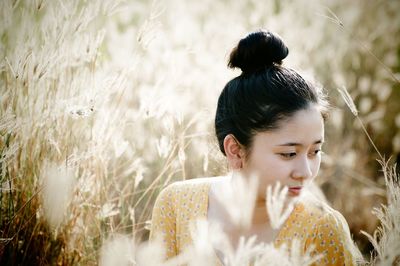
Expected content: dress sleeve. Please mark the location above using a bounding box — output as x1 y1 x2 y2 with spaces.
149 183 178 259
305 211 363 266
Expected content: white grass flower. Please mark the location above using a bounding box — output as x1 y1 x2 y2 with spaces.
162 115 175 134
361 161 400 266
136 0 164 50
99 235 136 266
0 141 19 166
184 231 321 266
254 240 321 266
41 162 74 228
266 182 295 230
186 218 262 266
338 86 383 159
223 235 266 266
98 202 120 219
213 172 258 229
253 243 292 266
156 136 171 158
287 239 321 266
134 166 145 189
0 108 17 133
185 219 217 266
112 137 129 158
337 86 358 116
135 237 166 266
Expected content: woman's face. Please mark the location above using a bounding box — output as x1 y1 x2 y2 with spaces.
241 105 325 199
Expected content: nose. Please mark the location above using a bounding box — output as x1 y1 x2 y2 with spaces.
291 155 313 181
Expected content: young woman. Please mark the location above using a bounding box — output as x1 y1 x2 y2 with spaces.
149 30 362 265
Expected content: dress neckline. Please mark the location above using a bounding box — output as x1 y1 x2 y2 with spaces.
199 177 304 266
203 180 225 266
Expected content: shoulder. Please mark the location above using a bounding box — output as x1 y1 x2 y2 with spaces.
299 193 352 242
299 194 364 265
155 177 219 203
173 177 216 187
160 176 221 194
300 193 350 234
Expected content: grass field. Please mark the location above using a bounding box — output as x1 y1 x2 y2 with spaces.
1 0 399 265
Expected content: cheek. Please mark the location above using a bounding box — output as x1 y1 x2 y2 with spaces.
311 156 322 177
248 154 290 183
253 158 291 199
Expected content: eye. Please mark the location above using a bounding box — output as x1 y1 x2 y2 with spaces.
279 152 297 159
308 149 321 157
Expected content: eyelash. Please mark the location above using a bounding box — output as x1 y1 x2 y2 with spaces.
279 152 296 159
279 149 322 159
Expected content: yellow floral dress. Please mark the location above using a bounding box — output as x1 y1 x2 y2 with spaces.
149 178 362 265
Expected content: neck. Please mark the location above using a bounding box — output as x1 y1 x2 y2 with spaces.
228 172 271 226
251 198 270 226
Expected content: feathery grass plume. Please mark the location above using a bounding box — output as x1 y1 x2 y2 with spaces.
213 172 258 229
337 86 383 160
253 243 293 266
99 235 164 266
221 235 264 266
185 203 319 266
185 219 219 266
136 0 164 50
41 162 74 229
361 161 400 266
319 6 400 85
266 182 295 230
286 240 322 266
99 235 136 266
254 240 321 266
97 202 120 220
187 218 264 266
337 86 358 116
156 136 172 158
187 224 321 266
135 236 166 266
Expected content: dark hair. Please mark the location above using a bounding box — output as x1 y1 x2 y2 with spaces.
215 30 328 156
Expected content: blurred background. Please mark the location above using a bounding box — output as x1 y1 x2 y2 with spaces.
0 0 399 264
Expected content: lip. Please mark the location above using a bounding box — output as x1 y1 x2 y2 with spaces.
288 186 303 196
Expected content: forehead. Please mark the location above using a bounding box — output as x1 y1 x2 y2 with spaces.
255 106 325 146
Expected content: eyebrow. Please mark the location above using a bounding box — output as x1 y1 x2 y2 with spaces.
276 139 324 147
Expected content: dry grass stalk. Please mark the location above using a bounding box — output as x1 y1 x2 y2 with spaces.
361 161 400 266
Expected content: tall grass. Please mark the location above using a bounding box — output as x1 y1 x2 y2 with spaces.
337 85 400 265
1 0 399 265
361 161 400 266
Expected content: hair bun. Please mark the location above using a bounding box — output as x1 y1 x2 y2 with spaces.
228 30 289 73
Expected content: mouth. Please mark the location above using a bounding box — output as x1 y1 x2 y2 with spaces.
288 186 303 196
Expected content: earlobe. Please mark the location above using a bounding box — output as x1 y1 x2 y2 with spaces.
223 134 244 170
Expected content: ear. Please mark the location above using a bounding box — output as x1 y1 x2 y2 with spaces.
223 134 245 170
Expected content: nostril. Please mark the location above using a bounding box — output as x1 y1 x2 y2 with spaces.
291 174 304 181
